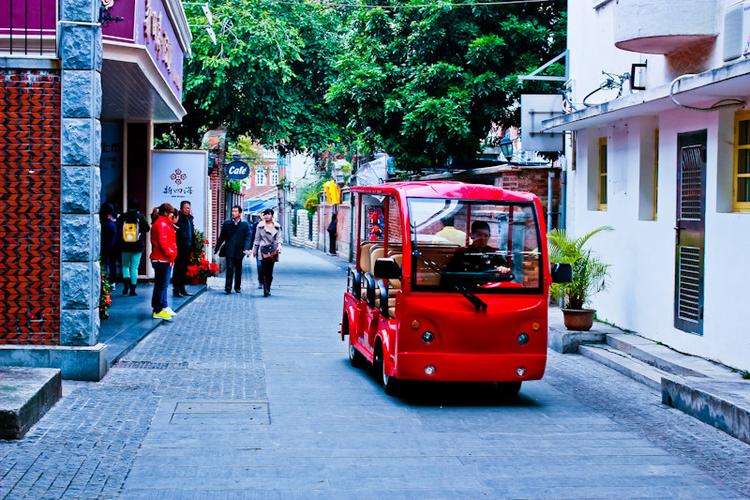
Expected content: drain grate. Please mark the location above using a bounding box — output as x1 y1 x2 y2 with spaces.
116 360 189 370
170 401 270 425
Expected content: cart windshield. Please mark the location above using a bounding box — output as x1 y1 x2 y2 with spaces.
408 198 542 293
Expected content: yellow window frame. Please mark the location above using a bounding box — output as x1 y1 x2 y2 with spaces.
653 129 659 220
598 137 608 211
734 111 750 212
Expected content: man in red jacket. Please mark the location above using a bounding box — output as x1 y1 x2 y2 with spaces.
150 203 178 320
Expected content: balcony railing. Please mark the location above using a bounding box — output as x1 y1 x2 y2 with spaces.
0 0 57 57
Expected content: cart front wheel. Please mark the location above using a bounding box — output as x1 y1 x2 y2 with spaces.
376 350 401 396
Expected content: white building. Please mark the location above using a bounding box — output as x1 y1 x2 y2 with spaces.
544 0 750 370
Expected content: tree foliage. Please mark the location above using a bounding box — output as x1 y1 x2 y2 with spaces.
161 0 566 169
327 1 566 168
161 0 348 152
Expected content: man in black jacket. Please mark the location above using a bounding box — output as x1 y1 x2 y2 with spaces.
215 205 252 294
173 200 195 297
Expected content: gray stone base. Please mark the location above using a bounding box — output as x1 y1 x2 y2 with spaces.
0 344 108 381
548 328 607 354
662 376 750 445
0 367 62 439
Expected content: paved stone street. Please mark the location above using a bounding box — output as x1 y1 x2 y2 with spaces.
1 246 749 499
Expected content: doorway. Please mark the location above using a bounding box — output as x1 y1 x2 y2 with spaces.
674 130 707 335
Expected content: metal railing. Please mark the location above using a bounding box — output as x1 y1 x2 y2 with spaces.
0 0 57 57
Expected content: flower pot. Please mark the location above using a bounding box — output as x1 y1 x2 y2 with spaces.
562 309 596 331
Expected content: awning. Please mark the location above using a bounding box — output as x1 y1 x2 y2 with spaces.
243 195 277 214
542 57 750 132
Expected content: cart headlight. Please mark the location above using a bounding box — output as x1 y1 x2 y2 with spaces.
422 331 435 343
424 365 436 375
517 333 529 345
516 367 527 377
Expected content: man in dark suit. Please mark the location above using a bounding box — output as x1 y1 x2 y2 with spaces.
215 205 252 294
173 200 195 297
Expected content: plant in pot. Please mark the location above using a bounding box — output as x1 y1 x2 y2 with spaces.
548 226 612 331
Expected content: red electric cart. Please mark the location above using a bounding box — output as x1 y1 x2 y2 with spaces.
341 181 570 396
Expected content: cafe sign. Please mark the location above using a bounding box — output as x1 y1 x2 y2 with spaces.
225 161 250 180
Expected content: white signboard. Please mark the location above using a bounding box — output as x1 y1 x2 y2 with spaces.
521 94 565 152
150 150 208 233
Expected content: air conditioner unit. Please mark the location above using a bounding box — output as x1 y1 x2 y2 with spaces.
724 0 750 61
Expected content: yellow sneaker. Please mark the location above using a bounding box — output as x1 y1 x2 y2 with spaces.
152 310 173 321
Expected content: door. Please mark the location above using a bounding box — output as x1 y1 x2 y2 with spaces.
674 130 707 334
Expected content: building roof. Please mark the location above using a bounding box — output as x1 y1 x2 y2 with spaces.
542 57 750 132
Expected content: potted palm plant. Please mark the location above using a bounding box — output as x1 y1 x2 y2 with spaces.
547 226 612 331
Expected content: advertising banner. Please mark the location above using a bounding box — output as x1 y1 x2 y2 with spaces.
150 150 208 234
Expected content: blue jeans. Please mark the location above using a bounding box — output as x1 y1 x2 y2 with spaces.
151 262 172 313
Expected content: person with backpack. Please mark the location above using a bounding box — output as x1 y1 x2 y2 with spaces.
117 200 150 296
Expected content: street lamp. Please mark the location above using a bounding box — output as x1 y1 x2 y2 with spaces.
499 134 514 164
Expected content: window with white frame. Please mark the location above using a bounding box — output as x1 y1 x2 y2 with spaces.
270 168 279 186
255 168 266 186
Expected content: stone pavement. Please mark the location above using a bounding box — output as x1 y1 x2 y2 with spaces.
1 247 749 498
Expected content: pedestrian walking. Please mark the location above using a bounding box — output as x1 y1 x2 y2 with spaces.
116 200 150 296
100 202 118 282
150 203 178 321
215 205 252 294
327 212 337 255
252 208 281 297
249 215 264 289
173 200 195 298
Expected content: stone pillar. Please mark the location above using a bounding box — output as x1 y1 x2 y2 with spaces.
59 0 103 346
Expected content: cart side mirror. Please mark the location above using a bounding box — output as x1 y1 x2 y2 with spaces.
551 263 572 283
374 258 401 280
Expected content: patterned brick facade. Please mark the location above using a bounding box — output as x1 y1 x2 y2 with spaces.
0 69 62 345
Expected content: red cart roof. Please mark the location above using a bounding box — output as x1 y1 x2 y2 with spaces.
351 181 537 203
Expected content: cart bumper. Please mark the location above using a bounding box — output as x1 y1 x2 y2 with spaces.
395 352 546 382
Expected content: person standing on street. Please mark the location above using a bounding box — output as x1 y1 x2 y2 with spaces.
150 203 178 321
327 212 337 256
249 214 264 289
116 200 150 296
252 208 281 297
215 205 252 294
100 202 118 283
173 200 195 298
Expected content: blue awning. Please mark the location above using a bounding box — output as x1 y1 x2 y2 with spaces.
243 197 277 214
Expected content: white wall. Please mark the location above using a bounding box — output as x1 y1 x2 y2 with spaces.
569 108 750 370
566 0 750 369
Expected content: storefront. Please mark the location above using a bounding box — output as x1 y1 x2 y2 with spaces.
0 0 191 380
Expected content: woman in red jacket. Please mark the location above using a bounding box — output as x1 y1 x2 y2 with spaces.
150 203 178 320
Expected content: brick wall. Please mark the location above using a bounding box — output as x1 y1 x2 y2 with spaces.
495 169 562 229
0 69 61 345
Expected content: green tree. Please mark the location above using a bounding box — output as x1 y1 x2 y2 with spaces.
159 0 348 152
327 0 566 169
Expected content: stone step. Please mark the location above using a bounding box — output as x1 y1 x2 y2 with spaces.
0 367 61 439
662 376 750 445
578 344 668 391
605 333 733 378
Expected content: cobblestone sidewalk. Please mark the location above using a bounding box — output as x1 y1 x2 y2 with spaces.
0 263 265 499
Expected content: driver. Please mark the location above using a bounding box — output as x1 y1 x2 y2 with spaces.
446 220 511 275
